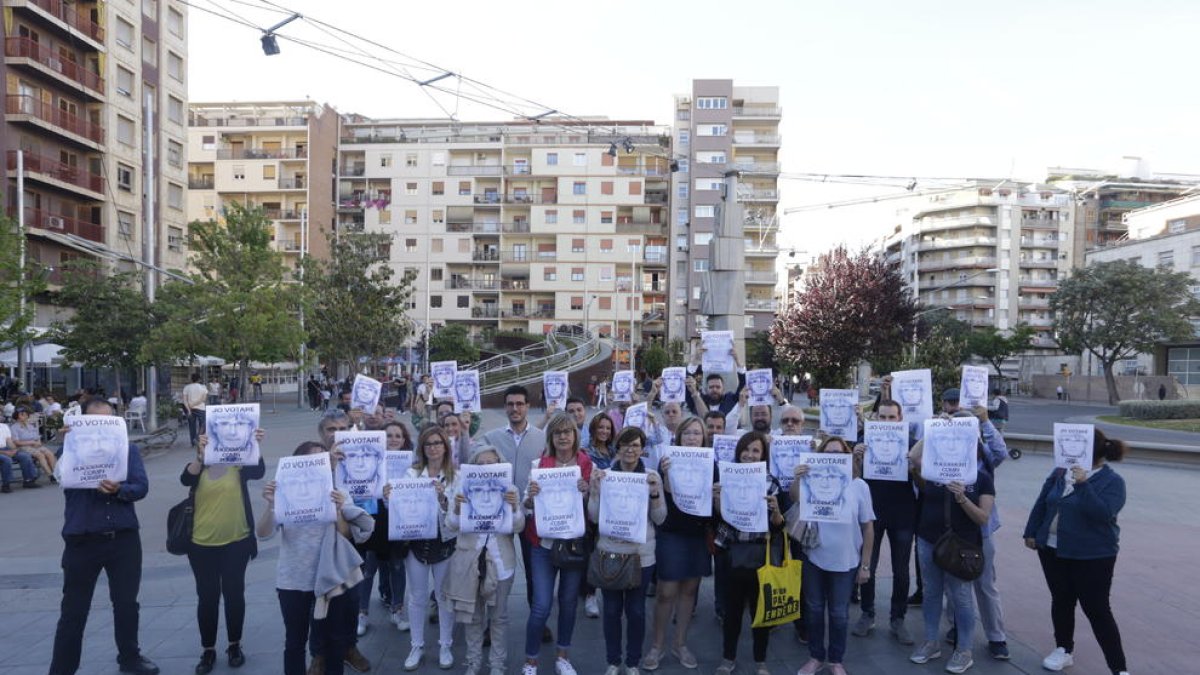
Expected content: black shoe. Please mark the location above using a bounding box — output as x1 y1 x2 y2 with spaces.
227 644 246 668
988 641 1010 660
945 626 957 647
907 590 923 606
22 480 41 489
195 650 216 675
1 483 11 493
119 656 161 675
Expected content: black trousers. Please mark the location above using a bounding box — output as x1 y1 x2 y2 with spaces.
859 519 914 621
1037 548 1127 673
280 586 358 675
187 537 254 649
520 534 535 607
720 560 771 663
49 530 144 675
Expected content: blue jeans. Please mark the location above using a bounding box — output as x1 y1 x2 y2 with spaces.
524 544 585 659
602 565 654 667
802 563 855 663
916 538 975 648
860 521 913 621
188 409 206 447
0 451 36 484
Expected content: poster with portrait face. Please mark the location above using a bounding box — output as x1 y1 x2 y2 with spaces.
459 463 513 534
660 367 687 404
386 450 414 481
959 365 990 409
531 466 585 539
891 369 933 424
701 330 735 373
622 402 650 434
770 435 812 492
663 446 713 517
612 370 635 402
796 452 854 523
543 371 569 410
59 415 129 489
921 417 980 485
718 460 768 533
712 433 743 464
350 374 382 413
1054 423 1094 470
203 403 260 465
387 477 440 540
600 471 649 544
747 369 775 407
274 452 336 525
864 421 909 482
333 430 387 500
431 360 458 400
819 389 859 440
453 370 481 413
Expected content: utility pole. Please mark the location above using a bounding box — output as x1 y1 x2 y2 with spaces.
700 170 747 370
15 151 27 393
298 207 307 409
143 92 158 430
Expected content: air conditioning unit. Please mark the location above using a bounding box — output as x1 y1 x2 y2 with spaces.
47 216 65 230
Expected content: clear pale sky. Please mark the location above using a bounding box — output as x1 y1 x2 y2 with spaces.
188 0 1200 259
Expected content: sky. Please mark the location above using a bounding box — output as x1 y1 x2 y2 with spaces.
187 0 1200 262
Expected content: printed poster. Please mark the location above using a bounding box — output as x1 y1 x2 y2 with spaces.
863 420 909 482
59 415 129 489
388 477 440 540
820 389 859 440
459 463 514 534
454 369 482 413
718 460 768 533
204 403 260 466
701 330 735 373
599 471 648 544
431 361 458 400
386 450 414 481
531 466 585 539
770 435 812 492
660 367 687 404
795 452 854 523
274 452 336 525
663 445 713 517
334 430 387 500
959 365 990 409
611 371 635 402
747 369 775 407
543 371 569 410
712 433 743 464
891 369 933 424
350 374 382 413
921 417 980 484
1054 423 1094 470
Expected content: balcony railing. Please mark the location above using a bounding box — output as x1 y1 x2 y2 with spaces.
216 148 307 160
471 306 500 318
501 250 555 263
263 209 303 220
745 244 780 255
500 279 530 290
644 193 669 205
1022 238 1060 249
9 150 101 194
746 299 779 311
735 135 781 145
4 37 104 95
616 166 670 177
1020 218 1061 230
189 177 215 190
733 162 780 173
450 278 500 290
741 189 779 201
9 206 102 242
279 241 303 252
644 251 668 264
1018 259 1058 269
744 271 777 283
340 165 365 176
6 95 103 144
733 106 782 117
917 256 997 272
278 177 306 189
472 193 556 205
472 250 501 262
917 236 996 251
26 0 105 42
447 165 505 176
1017 278 1059 288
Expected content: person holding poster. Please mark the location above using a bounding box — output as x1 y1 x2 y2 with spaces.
431 361 458 400
685 346 746 417
770 436 812 492
444 445 525 675
255 441 374 675
1023 428 1129 675
789 436 875 675
1054 423 1094 469
543 371 569 410
890 369 934 425
351 374 383 413
747 369 775 407
958 365 990 410
58 414 129 489
454 370 482 413
397 426 458 671
203 404 261 466
643 416 711 670
712 432 786 675
820 389 860 441
611 371 635 402
660 367 688 404
181 425 267 673
521 413 594 675
587 426 666 674
372 421 413 633
334 431 387 501
699 330 736 373
48 400 159 675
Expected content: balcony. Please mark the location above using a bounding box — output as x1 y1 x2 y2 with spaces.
733 161 780 174
644 250 668 265
745 244 780 257
473 193 556 205
189 177 215 190
447 165 505 176
745 271 777 284
278 241 303 252
1018 259 1058 269
340 165 365 176
615 221 665 234
263 209 303 220
733 106 782 118
10 206 102 242
1030 335 1059 348
1017 277 1059 289
278 177 306 189
917 236 996 251
8 150 102 198
216 147 307 160
1018 297 1052 308
1022 238 1060 249
616 166 670 177
471 306 500 319
450 278 500 290
1020 218 1061 230
499 309 529 318
6 95 103 147
472 249 501 263
501 279 530 290
644 193 669 205
4 37 104 98
746 299 779 312
1021 317 1056 328
447 221 500 234
917 256 997 272
735 134 782 146
22 0 105 43
740 189 779 201
920 215 995 232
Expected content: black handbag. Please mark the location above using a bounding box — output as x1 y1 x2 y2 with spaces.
932 491 984 581
166 488 196 556
587 550 641 590
550 537 589 570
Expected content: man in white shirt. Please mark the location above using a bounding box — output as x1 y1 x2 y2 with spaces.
181 373 208 447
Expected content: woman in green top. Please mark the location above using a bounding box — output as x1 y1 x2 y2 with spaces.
182 430 266 674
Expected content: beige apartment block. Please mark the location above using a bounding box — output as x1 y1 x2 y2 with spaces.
337 118 671 344
2 0 189 324
186 101 338 264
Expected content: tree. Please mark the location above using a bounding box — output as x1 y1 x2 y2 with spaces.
428 324 479 364
968 323 1035 378
771 246 916 388
909 312 972 395
641 343 668 377
1052 260 1200 404
301 231 415 372
0 213 46 368
746 329 785 373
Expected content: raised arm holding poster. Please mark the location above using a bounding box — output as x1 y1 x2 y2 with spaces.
701 330 735 373
333 430 387 500
611 371 635 402
770 436 811 491
386 450 414 481
820 389 859 440
796 452 854 523
350 374 382 413
663 446 713 517
459 463 514 534
660 367 687 404
959 365 990 409
891 369 933 423
863 420 909 481
431 361 458 400
718 460 768 533
921 417 980 484
599 471 649 544
388 477 440 540
747 369 775 407
204 403 260 465
274 452 336 525
59 415 129 489
1054 423 1094 469
531 466 585 539
454 370 482 413
543 371 569 410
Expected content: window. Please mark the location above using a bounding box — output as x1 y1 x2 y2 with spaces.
572 239 585 253
695 205 715 218
168 7 184 36
600 267 613 281
431 268 443 281
571 296 584 310
572 268 584 281
697 124 727 136
601 211 613 224
1158 250 1175 269
1192 245 1200 267
601 152 614 167
142 37 157 66
547 152 558 166
143 0 157 17
432 238 443 253
201 135 216 151
678 130 690 146
117 163 134 191
168 182 183 209
600 239 613 253
599 297 612 310
406 153 418 167
115 17 134 49
116 67 134 97
676 208 688 225
676 235 688 250
695 178 722 191
232 164 245 180
544 267 557 281
406 238 418 252
405 182 417 196
693 286 702 300
379 153 393 167
627 239 642 253
167 52 183 81
573 210 586 224
677 159 689 173
696 151 726 164
458 296 470 308
430 295 443 308
432 209 444 224
694 260 711 272
601 181 614 195
696 97 728 109
677 184 689 199
167 140 182 168
573 153 587 167
167 96 183 125
628 182 642 196
378 210 391 225
118 211 134 238
262 165 276 180
432 181 444 195
545 210 558 224
431 152 445 166
572 182 586 195
694 232 713 246
117 115 135 145
168 226 183 252
1170 218 1188 234
458 181 471 195
677 109 691 121
404 210 417 224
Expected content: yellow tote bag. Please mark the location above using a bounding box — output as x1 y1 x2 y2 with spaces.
751 532 803 628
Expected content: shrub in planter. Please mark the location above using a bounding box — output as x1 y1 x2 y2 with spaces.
1117 399 1200 420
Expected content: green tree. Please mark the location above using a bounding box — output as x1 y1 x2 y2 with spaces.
666 337 688 367
0 212 46 372
1052 260 1200 404
641 343 668 377
967 323 1034 378
428 324 479 364
746 329 786 372
910 312 973 395
301 231 415 371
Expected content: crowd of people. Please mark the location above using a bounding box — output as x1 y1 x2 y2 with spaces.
40 354 1132 675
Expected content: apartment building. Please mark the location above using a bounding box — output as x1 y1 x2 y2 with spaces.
670 80 782 342
2 0 188 324
336 118 671 344
186 101 339 263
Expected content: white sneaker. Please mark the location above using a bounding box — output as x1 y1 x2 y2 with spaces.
522 663 538 675
356 612 369 637
1042 647 1073 672
626 668 640 675
585 593 600 618
439 645 454 669
392 609 411 632
403 646 424 671
555 658 578 675
604 667 621 675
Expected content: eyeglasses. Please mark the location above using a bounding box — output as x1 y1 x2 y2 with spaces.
782 418 803 424
324 425 349 432
552 429 575 437
619 443 643 451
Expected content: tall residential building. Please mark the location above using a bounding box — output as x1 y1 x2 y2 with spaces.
670 80 782 344
336 118 671 345
186 101 339 263
2 0 189 324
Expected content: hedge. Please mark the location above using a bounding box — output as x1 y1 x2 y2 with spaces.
1117 399 1200 420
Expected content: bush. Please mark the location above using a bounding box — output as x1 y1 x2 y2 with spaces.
1117 399 1200 420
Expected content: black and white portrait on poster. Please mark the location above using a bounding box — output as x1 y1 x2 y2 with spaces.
386 450 414 481
959 365 990 409
204 403 260 465
454 369 482 413
769 436 812 492
351 374 382 413
819 389 859 440
663 446 713 517
921 417 980 485
274 452 336 525
623 402 649 432
543 371 569 410
660 367 687 404
459 463 513 534
60 415 129 489
863 420 909 481
531 466 585 539
431 361 458 400
333 430 387 500
796 452 854 523
387 478 440 540
701 330 735 373
712 434 743 464
891 368 933 423
718 460 767 533
747 369 775 407
599 471 648 544
1054 423 1094 470
612 371 635 402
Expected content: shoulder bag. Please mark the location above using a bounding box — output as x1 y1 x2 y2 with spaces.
587 549 641 590
166 486 196 555
550 537 590 570
932 490 985 581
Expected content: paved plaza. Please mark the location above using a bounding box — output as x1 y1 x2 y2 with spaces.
1 405 1196 675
